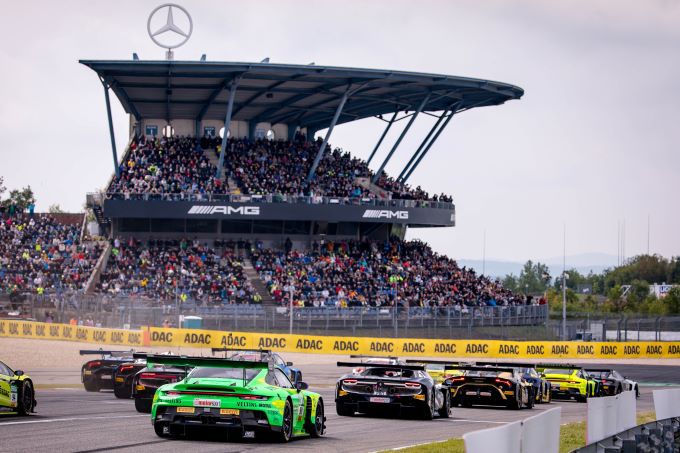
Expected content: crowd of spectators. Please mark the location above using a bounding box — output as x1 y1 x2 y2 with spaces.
96 238 260 305
252 238 520 309
106 133 453 203
107 135 227 200
0 215 103 295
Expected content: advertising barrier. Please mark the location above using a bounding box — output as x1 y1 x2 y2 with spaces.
0 319 143 347
653 389 680 420
2 320 680 359
586 390 637 444
464 407 562 453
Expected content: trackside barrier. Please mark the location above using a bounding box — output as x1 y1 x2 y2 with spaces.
0 319 143 347
653 388 680 420
464 407 561 453
573 417 680 453
3 321 680 359
586 390 636 444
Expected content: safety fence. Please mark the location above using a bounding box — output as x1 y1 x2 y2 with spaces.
464 406 561 453
3 320 680 359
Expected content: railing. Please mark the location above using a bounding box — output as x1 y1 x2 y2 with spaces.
100 191 455 210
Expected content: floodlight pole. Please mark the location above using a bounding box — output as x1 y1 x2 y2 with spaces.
400 109 455 184
306 87 351 183
216 78 240 179
397 109 449 181
102 81 120 178
366 111 398 166
372 93 431 184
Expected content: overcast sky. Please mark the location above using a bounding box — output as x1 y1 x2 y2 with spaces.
0 0 678 263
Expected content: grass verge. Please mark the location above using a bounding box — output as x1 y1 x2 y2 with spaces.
380 412 657 453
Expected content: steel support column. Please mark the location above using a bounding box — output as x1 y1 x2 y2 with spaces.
102 81 120 178
371 93 431 184
366 111 398 166
397 110 448 181
306 88 350 182
216 79 240 179
400 109 455 184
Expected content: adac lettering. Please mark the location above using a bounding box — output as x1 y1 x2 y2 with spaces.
0 322 5 335
76 328 88 340
221 333 246 347
498 344 519 355
22 323 33 336
35 324 45 337
333 340 359 352
526 345 544 355
600 345 617 355
127 333 141 344
646 345 662 355
667 345 680 355
62 326 73 338
465 343 489 354
93 331 107 342
258 337 286 349
402 342 425 354
434 343 456 354
297 339 322 350
9 323 19 335
111 332 124 343
370 341 394 353
551 345 569 355
49 325 60 337
624 345 640 355
577 345 594 355
184 333 211 345
152 331 173 343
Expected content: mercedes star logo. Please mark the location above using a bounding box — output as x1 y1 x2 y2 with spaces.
147 3 193 51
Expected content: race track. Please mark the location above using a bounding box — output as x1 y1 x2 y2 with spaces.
0 362 675 453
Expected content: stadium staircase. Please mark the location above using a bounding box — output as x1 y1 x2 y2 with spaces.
205 148 240 194
243 261 276 306
84 241 112 295
355 177 390 199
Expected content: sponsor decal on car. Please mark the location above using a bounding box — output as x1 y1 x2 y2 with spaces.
194 398 220 407
176 407 194 413
369 397 390 403
220 409 239 415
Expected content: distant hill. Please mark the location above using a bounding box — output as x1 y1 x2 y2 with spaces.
459 253 619 279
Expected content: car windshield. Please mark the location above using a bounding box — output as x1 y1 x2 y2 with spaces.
587 371 611 379
465 370 512 378
229 352 266 361
188 367 261 382
543 369 575 375
362 367 415 378
520 367 538 377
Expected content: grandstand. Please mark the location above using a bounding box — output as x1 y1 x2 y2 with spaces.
3 56 534 331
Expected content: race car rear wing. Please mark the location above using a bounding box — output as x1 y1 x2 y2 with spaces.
535 363 579 370
211 348 272 355
134 353 270 369
349 355 400 361
449 365 516 373
583 368 615 373
476 362 540 369
79 349 135 357
337 362 425 371
404 359 470 367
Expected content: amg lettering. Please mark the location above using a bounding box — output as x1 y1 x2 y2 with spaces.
188 205 260 216
362 210 409 220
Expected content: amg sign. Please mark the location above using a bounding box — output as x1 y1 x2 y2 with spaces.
362 209 409 219
187 205 261 216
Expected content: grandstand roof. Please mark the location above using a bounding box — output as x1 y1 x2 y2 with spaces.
80 60 523 130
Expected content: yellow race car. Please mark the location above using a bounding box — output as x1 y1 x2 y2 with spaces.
405 360 466 384
0 360 36 415
537 364 599 402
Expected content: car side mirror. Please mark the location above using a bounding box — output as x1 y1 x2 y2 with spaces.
286 361 293 366
14 370 24 377
295 381 309 391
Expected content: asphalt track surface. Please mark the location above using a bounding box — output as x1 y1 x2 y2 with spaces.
0 363 677 453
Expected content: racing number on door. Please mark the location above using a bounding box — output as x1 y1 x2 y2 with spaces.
0 362 13 408
275 369 302 418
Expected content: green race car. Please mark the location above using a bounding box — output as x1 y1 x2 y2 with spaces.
0 360 36 415
145 354 325 442
537 364 600 402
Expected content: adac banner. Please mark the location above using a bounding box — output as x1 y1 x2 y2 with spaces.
0 320 143 347
147 326 680 359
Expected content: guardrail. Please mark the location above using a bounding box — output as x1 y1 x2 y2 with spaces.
99 191 455 210
573 417 680 453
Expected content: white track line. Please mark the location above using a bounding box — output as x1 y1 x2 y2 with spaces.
0 414 146 426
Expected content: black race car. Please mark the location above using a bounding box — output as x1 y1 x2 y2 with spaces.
131 353 189 413
335 361 450 419
445 365 535 409
585 368 639 397
80 349 136 392
113 358 147 399
477 362 552 404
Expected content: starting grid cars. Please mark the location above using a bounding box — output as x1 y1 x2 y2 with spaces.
67 351 644 442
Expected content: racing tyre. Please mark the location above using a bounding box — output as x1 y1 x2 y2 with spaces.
135 398 152 413
308 399 325 438
510 391 523 410
575 394 587 403
635 386 640 399
335 402 354 417
113 384 131 399
420 392 434 420
525 389 534 409
17 380 35 415
437 390 451 418
276 399 293 443
153 422 170 438
83 381 99 392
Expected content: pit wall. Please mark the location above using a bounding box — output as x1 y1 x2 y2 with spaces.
2 320 680 359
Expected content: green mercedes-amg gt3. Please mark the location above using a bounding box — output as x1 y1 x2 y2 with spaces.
144 354 325 442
